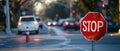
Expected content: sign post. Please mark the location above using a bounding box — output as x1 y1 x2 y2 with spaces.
80 12 107 51
92 41 94 51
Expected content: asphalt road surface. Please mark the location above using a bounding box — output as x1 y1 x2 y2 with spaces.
0 24 120 51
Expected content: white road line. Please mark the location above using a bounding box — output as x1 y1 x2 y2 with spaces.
50 27 68 40
51 27 65 36
50 26 71 46
49 27 90 51
43 23 48 30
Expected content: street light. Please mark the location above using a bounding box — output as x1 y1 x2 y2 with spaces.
119 29 120 34
45 0 52 4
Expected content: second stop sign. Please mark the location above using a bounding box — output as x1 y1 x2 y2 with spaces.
80 12 107 41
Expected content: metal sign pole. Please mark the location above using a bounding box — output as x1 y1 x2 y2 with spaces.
70 0 73 19
92 41 95 51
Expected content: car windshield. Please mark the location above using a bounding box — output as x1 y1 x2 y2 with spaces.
68 20 75 23
21 17 34 22
107 20 116 23
37 19 41 21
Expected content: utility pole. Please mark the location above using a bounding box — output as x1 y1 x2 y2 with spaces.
101 0 108 18
6 0 12 34
69 0 72 19
69 0 78 19
118 0 120 28
69 0 74 19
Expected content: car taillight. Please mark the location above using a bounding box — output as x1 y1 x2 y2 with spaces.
34 21 38 24
65 21 69 26
75 21 79 25
18 22 22 26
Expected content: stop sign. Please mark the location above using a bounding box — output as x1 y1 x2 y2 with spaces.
80 12 107 41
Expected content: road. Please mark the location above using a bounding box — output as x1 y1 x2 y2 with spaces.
0 24 120 51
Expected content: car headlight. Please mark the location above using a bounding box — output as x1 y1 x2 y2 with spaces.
18 22 22 26
34 21 38 24
48 22 51 25
53 22 57 25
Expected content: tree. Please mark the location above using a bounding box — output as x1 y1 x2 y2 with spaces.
75 0 119 24
0 1 6 26
45 2 69 19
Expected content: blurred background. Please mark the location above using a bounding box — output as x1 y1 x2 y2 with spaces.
0 0 119 29
0 0 120 51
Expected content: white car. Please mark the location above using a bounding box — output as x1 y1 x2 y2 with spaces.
17 16 39 34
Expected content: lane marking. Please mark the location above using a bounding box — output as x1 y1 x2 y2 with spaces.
50 26 71 46
51 27 65 36
43 23 48 30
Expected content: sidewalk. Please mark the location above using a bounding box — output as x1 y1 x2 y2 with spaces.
0 31 16 38
0 31 8 38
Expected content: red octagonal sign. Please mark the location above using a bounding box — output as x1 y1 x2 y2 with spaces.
80 12 107 41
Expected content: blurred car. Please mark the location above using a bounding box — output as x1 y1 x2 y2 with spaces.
17 15 39 34
63 19 79 30
47 20 57 26
36 17 44 29
58 19 66 26
75 20 80 30
107 19 119 32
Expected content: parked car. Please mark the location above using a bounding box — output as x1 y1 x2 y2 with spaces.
107 19 119 32
47 20 58 26
17 15 39 34
63 19 79 30
36 17 44 29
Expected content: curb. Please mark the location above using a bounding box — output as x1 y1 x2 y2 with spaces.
0 32 16 38
0 36 7 38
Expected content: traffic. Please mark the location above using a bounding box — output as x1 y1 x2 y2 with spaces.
0 0 120 51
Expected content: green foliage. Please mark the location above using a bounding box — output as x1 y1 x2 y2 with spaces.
76 0 119 23
11 21 17 28
45 3 69 19
53 3 69 18
0 6 6 26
